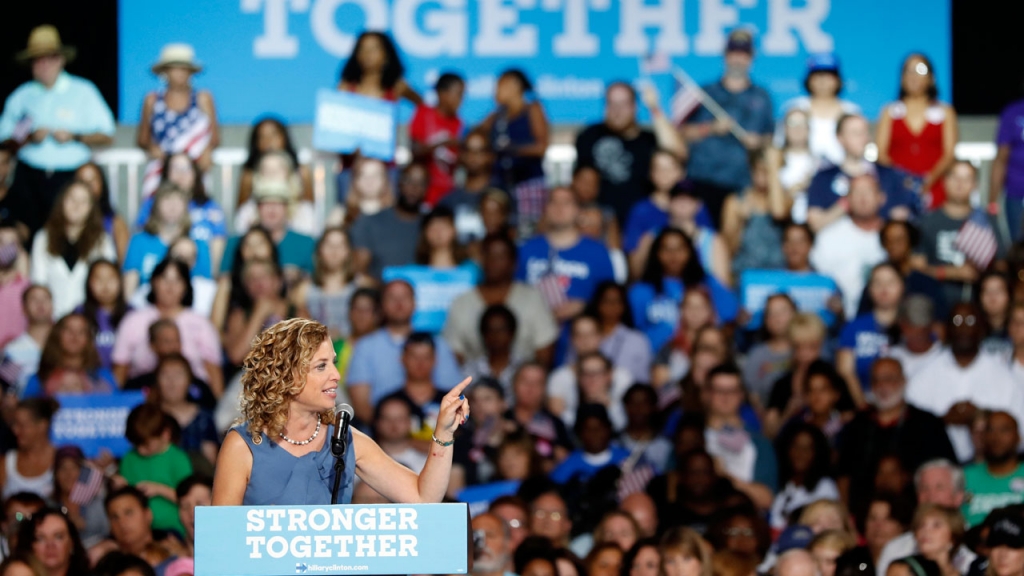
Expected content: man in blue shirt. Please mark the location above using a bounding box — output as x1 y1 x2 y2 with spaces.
681 29 774 227
515 187 615 323
0 26 115 236
806 114 918 232
347 280 462 424
219 181 315 285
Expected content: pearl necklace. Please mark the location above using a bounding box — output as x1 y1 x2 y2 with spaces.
280 414 321 446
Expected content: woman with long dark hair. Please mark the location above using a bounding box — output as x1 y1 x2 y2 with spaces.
876 53 958 208
74 162 129 262
112 258 223 397
628 228 737 353
582 281 652 383
238 116 312 206
51 446 108 549
15 507 91 576
0 398 59 500
769 421 839 534
477 69 549 236
22 313 116 397
222 257 292 367
30 180 116 318
210 226 280 331
74 260 130 370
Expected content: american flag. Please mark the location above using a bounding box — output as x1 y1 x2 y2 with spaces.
669 79 702 125
954 210 998 270
640 51 671 75
617 458 656 501
536 268 568 311
69 463 105 505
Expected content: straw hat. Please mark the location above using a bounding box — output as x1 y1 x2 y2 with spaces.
151 43 203 74
15 25 76 63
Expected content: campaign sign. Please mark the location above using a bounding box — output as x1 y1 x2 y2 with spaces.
382 265 478 333
457 480 521 518
740 269 837 328
312 89 397 161
194 503 469 576
50 391 145 458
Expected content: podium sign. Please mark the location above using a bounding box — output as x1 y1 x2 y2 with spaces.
195 503 469 575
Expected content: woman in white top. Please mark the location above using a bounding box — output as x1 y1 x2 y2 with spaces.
769 421 840 532
30 180 117 318
769 109 818 224
777 53 860 166
0 398 58 500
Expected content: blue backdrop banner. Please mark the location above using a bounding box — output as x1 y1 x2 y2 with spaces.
118 0 950 126
50 391 146 458
194 503 469 576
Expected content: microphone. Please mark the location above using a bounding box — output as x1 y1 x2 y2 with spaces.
332 403 354 457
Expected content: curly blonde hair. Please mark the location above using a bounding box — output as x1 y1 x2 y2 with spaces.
239 318 333 440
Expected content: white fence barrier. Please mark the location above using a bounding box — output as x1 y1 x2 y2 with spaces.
94 142 997 230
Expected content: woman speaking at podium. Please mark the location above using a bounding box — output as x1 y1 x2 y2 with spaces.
211 318 471 505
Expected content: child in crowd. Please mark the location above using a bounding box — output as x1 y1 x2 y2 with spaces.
118 403 193 537
410 73 465 206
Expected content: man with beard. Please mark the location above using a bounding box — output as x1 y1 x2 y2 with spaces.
351 162 428 280
906 303 1023 462
680 29 774 227
963 411 1024 527
472 512 515 576
836 357 955 513
575 82 685 225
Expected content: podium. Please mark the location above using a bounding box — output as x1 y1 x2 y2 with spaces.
195 503 470 575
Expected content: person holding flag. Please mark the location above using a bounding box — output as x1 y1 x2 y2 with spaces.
915 160 1005 304
679 28 775 228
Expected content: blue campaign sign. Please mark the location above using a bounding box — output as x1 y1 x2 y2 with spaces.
118 1 950 125
194 503 469 576
382 264 478 333
457 480 521 518
50 391 146 458
312 89 397 160
740 269 837 327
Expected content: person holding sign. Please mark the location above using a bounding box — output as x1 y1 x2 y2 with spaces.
212 318 470 506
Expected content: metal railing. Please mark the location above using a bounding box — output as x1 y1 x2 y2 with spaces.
94 142 998 230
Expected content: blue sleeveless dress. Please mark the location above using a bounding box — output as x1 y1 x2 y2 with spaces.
232 423 356 505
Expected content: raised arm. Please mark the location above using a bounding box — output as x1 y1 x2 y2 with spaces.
353 377 471 503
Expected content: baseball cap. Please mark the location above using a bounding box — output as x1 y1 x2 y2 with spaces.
776 524 814 553
252 177 292 204
807 53 840 74
988 516 1024 549
725 29 754 54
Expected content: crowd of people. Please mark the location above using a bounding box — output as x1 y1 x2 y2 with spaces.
2 20 1024 576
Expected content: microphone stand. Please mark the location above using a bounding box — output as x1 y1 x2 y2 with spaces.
330 415 347 505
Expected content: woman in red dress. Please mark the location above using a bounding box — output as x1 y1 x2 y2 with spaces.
876 53 958 209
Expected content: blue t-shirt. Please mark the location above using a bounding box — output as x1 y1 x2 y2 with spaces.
123 232 213 284
135 197 228 244
345 328 464 407
550 446 631 485
220 230 315 276
623 199 715 254
839 314 893 390
628 278 739 352
685 81 774 191
807 163 919 213
515 236 615 303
